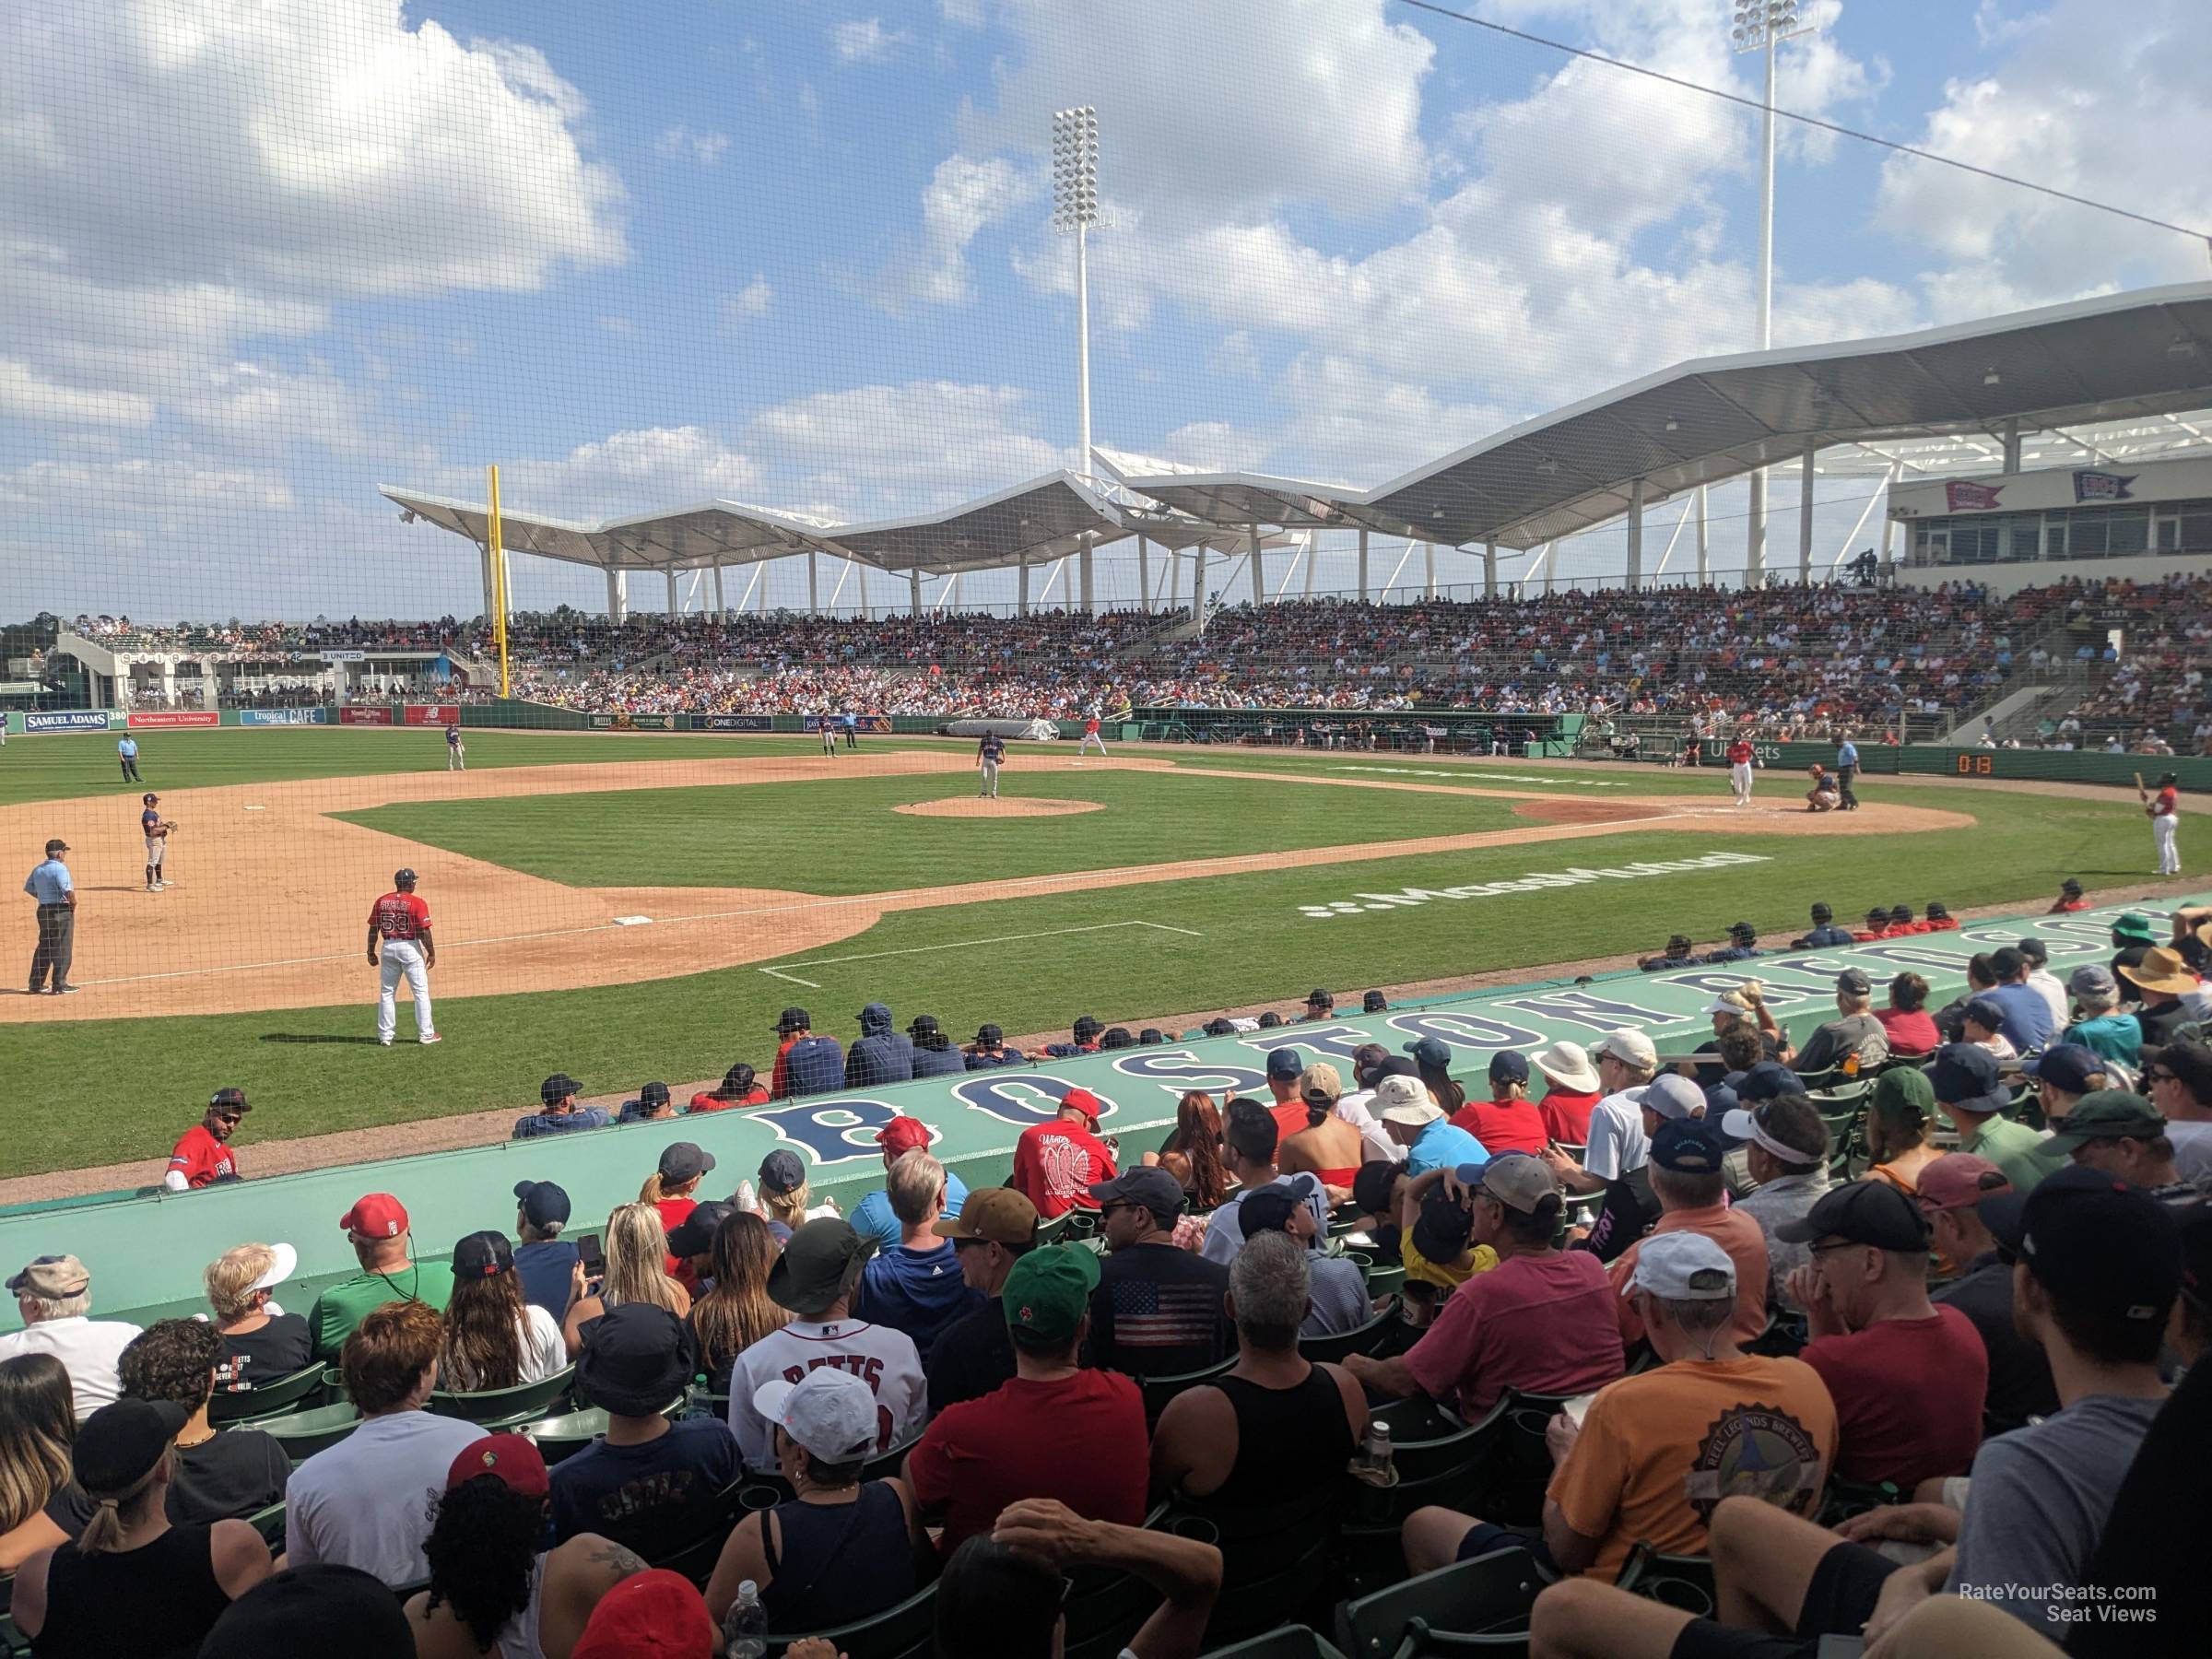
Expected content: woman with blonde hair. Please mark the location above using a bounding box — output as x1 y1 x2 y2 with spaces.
6 1397 272 1655
561 1202 692 1357
735 1149 840 1231
0 1354 82 1571
688 1210 785 1392
201 1242 312 1392
1688 982 1787 1083
439 1232 568 1392
640 1140 717 1289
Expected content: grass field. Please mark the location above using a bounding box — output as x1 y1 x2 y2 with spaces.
3 725 2170 1177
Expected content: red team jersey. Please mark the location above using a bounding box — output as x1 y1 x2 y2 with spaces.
1726 740 1754 766
168 1125 237 1187
371 892 430 940
2151 786 2179 819
1009 1122 1119 1218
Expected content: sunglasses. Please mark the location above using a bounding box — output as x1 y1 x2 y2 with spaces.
2145 1067 2179 1085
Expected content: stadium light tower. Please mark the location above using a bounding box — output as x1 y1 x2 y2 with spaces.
1730 2 1816 586
1053 105 1103 611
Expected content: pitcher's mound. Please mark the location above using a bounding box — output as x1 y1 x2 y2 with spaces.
896 796 1103 819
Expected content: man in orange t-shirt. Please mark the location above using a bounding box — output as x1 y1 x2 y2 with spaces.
1403 1230 1834 1584
1606 1119 1770 1348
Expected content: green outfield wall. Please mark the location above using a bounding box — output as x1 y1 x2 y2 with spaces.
3 898 2185 1331
1689 738 2199 788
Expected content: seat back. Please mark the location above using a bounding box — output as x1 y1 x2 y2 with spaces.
1140 1356 1237 1427
1171 1483 1346 1644
242 1500 287 1549
1300 1299 1401 1364
1064 1505 1175 1659
648 1479 755 1587
769 1580 938 1659
1334 1547 1547 1657
209 1360 328 1426
428 1365 578 1428
1614 1542 1717 1619
1202 1626 1350 1658
259 1401 362 1462
1483 1390 1577 1527
522 1406 610 1465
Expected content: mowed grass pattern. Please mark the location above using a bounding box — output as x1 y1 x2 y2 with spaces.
334 768 1528 892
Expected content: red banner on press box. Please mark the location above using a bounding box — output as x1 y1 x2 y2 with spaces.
403 704 460 725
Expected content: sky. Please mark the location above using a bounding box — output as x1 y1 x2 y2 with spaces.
2 0 2208 621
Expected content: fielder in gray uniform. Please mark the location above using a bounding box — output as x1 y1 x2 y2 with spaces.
977 731 1007 798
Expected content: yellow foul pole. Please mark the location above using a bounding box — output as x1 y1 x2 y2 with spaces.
488 464 511 698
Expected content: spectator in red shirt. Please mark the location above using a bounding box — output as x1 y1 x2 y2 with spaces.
2048 877 2091 914
1008 1090 1118 1219
1923 900 1958 932
687 1064 767 1113
768 1008 809 1099
1850 906 1897 942
1451 1053 1549 1156
1531 1043 1603 1145
1777 1180 1987 1489
1874 971 1941 1058
1260 1050 1310 1144
165 1088 249 1191
904 1244 1147 1557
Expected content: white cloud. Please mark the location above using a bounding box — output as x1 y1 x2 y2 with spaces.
863 155 1035 312
938 0 985 24
832 18 911 63
717 276 775 332
747 382 1067 511
597 314 638 336
0 358 153 427
475 428 761 520
0 454 296 516
178 359 368 451
654 124 731 165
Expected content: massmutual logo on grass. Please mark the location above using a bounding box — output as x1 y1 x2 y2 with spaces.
1329 766 1630 787
1297 851 1771 919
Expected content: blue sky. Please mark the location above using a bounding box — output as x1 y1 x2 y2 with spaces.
2 0 2206 620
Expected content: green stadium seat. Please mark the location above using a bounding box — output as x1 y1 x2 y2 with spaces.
208 1360 328 1427
522 1406 609 1463
766 1580 937 1659
646 1478 757 1587
1140 1356 1238 1427
1483 1390 1579 1527
260 1401 362 1461
1334 1546 1547 1657
242 1500 287 1549
1063 1504 1177 1659
1300 1298 1401 1364
1614 1542 1717 1618
1203 1627 1349 1659
428 1366 577 1430
1170 1482 1347 1643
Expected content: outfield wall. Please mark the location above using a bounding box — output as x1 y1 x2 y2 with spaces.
2 898 2183 1330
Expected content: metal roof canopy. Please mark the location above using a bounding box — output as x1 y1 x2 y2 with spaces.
1127 280 2212 550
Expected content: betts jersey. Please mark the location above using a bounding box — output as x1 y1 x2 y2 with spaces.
1726 741 1754 767
371 891 430 941
1084 717 1100 735
168 1124 238 1188
725 1318 926 1468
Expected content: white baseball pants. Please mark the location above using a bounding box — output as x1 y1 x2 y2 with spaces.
980 759 1000 796
378 939 434 1041
1078 732 1108 757
2155 813 2180 876
1730 762 1754 804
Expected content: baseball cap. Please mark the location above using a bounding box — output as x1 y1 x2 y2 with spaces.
636 1081 671 1112
934 1186 1039 1245
1073 1015 1104 1040
1888 906 1913 924
1203 1018 1238 1037
1865 906 1888 924
1306 988 1334 1007
1650 1116 1727 1172
1465 1152 1559 1215
453 1230 514 1279
1989 947 2027 980
571 1570 715 1659
141 792 158 804
1637 1073 1705 1122
1925 1042 2010 1115
1997 1166 2182 1323
2068 963 2120 999
2112 912 2157 945
1257 1013 1283 1030
877 1116 932 1157
1403 1036 1454 1071
1002 1244 1101 1344
1665 934 1693 955
540 1073 582 1105
1373 1073 1441 1125
1139 1029 1165 1044
1809 902 1833 922
2025 1042 2106 1095
1090 1166 1185 1219
1961 996 2007 1033
1531 1041 1601 1093
338 1194 407 1239
1363 991 1389 1013
576 1302 695 1417
2018 937 2050 965
1835 968 1872 996
1926 901 1950 921
665 1200 735 1259
975 1023 1005 1044
2048 1088 2170 1149
199 1563 416 1659
447 1433 548 1500
1776 1180 1932 1251
2062 878 2084 895
718 1063 759 1095
2147 1037 2212 1099
1733 1061 1806 1104
208 1087 249 1112
1628 1232 1736 1300
766 1218 877 1312
246 1241 299 1292
513 1179 571 1230
1728 920 1757 941
1410 1190 1475 1263
906 1014 942 1038
755 1366 879 1463
1299 1063 1343 1106
1913 1153 2011 1213
1058 1088 1103 1125
775 1006 811 1033
1593 1029 1658 1071
1488 1052 1531 1086
1266 1047 1304 1081
42 839 66 855
73 1398 188 1497
656 1141 715 1182
6 1254 88 1299
758 1149 806 1194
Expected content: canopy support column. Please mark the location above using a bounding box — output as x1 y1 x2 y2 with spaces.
1250 519 1265 606
1483 542 1498 599
909 570 922 618
1799 442 1816 584
712 559 724 618
1424 540 1436 600
807 553 819 616
1192 542 1208 632
1136 535 1150 612
1626 478 1645 591
2002 418 2022 474
605 568 627 623
1018 559 1031 616
856 561 870 620
1696 486 1709 583
1357 528 1370 602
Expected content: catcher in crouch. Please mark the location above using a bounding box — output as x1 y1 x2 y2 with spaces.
1804 765 1841 813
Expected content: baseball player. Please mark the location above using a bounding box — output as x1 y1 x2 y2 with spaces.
117 733 142 782
818 714 838 758
1834 733 1860 811
164 1088 248 1190
444 723 465 771
1725 736 1757 806
367 867 440 1046
1805 764 1840 813
841 709 860 749
2144 770 2182 876
976 730 1007 798
139 793 171 892
1077 712 1108 759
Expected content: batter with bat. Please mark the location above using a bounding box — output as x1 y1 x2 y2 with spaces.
139 793 174 892
2140 769 2182 877
367 866 441 1046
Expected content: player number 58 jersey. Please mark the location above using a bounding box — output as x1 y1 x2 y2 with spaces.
371 891 430 940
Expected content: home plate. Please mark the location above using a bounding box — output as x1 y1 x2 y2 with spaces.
614 915 652 926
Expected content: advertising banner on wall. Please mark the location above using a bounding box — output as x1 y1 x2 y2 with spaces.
589 712 678 730
238 708 328 725
689 713 774 732
320 649 368 663
403 703 460 725
24 711 113 734
801 713 892 734
126 711 219 729
337 706 394 725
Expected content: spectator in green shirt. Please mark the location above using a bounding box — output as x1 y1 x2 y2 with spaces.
308 1194 456 1359
1928 1044 2059 1194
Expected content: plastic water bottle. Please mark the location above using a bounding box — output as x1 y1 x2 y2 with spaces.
724 1579 768 1659
1352 1420 1395 1487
